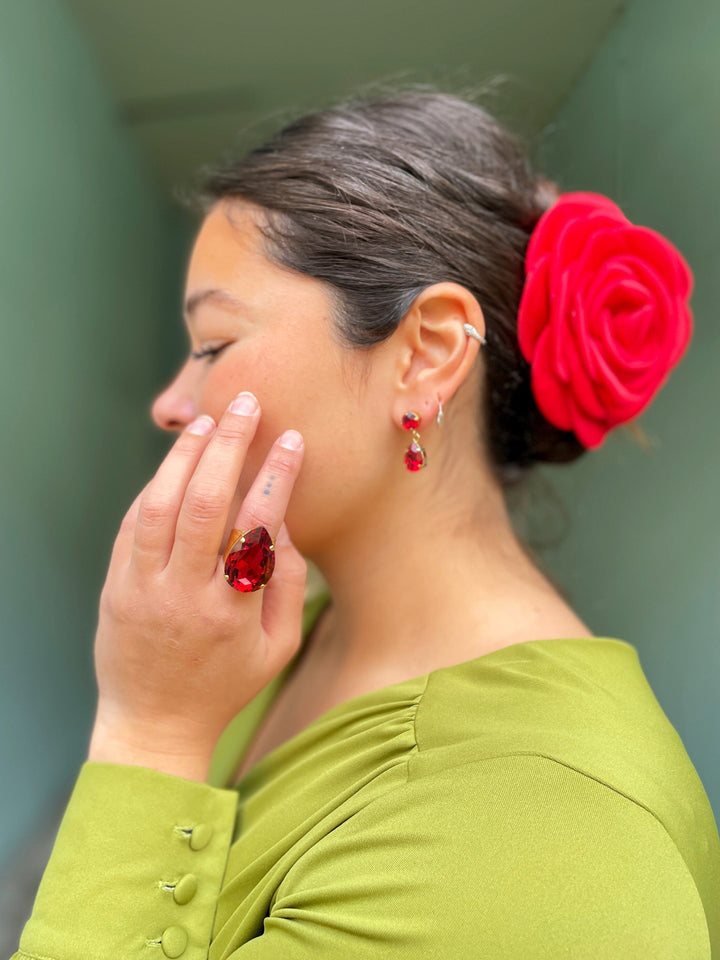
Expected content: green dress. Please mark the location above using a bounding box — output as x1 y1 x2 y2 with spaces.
12 586 720 959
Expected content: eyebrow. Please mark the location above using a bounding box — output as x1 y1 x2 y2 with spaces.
183 288 248 321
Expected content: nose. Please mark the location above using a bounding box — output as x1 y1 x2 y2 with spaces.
150 363 198 433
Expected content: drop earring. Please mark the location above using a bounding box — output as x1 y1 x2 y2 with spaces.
402 412 427 471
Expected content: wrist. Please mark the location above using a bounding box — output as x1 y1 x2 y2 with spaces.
87 721 213 783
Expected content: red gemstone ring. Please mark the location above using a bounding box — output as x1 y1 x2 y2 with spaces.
223 525 276 593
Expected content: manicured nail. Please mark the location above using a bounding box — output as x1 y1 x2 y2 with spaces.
187 415 215 435
229 391 258 416
279 429 303 450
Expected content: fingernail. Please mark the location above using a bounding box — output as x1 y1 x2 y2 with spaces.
279 429 303 450
229 391 258 416
187 415 215 435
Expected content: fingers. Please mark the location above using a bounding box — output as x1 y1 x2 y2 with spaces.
256 521 308 665
107 487 146 572
167 393 262 580
130 414 218 576
168 416 305 582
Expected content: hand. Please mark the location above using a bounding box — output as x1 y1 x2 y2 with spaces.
87 391 307 781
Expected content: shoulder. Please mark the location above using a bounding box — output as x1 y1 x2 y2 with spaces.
275 753 712 958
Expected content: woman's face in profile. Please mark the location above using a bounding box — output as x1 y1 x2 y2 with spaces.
151 198 386 554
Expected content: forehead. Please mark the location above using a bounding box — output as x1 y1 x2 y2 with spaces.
187 200 267 281
184 199 338 341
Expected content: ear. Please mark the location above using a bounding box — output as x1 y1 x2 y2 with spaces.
391 282 486 427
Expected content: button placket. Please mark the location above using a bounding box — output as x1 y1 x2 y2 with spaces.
172 873 198 904
159 924 188 958
189 822 213 850
149 821 217 955
149 822 211 956
173 822 213 850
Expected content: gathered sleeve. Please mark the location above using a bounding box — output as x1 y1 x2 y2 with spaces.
232 754 712 959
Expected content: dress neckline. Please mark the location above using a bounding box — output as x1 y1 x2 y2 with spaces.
228 590 633 791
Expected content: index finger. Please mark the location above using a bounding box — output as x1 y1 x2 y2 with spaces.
170 392 261 580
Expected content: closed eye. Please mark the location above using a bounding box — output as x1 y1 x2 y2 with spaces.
191 343 230 363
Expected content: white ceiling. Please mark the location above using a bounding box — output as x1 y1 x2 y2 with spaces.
64 0 629 207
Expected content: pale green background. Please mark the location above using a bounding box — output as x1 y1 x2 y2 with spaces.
0 0 717 912
0 0 191 880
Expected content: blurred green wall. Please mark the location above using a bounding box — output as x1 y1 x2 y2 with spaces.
0 0 192 871
531 0 719 819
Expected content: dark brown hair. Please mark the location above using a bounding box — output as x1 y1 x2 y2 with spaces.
180 84 587 488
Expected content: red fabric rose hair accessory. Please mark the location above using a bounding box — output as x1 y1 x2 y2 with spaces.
516 191 694 449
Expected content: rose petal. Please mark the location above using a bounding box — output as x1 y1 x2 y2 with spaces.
550 267 574 381
566 338 607 420
584 261 637 338
673 247 695 301
517 254 551 360
617 256 676 365
624 225 692 299
592 334 656 420
569 293 599 381
530 327 574 431
667 303 694 366
525 192 627 272
604 302 655 371
577 225 633 278
569 405 608 449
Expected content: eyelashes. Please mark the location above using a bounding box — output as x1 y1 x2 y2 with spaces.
191 343 230 364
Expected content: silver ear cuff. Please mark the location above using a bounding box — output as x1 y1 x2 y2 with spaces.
435 323 486 427
464 323 487 345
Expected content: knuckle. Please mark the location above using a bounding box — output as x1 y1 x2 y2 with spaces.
176 432 203 455
214 421 253 448
239 509 266 532
137 496 174 528
183 484 226 522
265 454 296 479
100 581 134 623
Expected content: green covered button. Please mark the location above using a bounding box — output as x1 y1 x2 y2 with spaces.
160 925 188 958
173 872 198 905
189 822 213 850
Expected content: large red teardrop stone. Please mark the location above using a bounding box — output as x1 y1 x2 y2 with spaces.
224 525 275 592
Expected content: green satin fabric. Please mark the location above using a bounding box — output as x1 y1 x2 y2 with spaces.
13 585 720 959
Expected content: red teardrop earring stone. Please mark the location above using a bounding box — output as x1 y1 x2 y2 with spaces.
401 412 420 430
404 437 427 471
401 411 427 471
224 525 275 592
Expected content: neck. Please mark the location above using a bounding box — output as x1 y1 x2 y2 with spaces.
305 455 559 676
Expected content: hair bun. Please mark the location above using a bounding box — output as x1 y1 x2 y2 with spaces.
532 176 562 215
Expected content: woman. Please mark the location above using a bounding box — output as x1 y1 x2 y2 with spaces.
13 90 719 958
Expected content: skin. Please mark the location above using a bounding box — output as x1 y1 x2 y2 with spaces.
89 196 592 782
